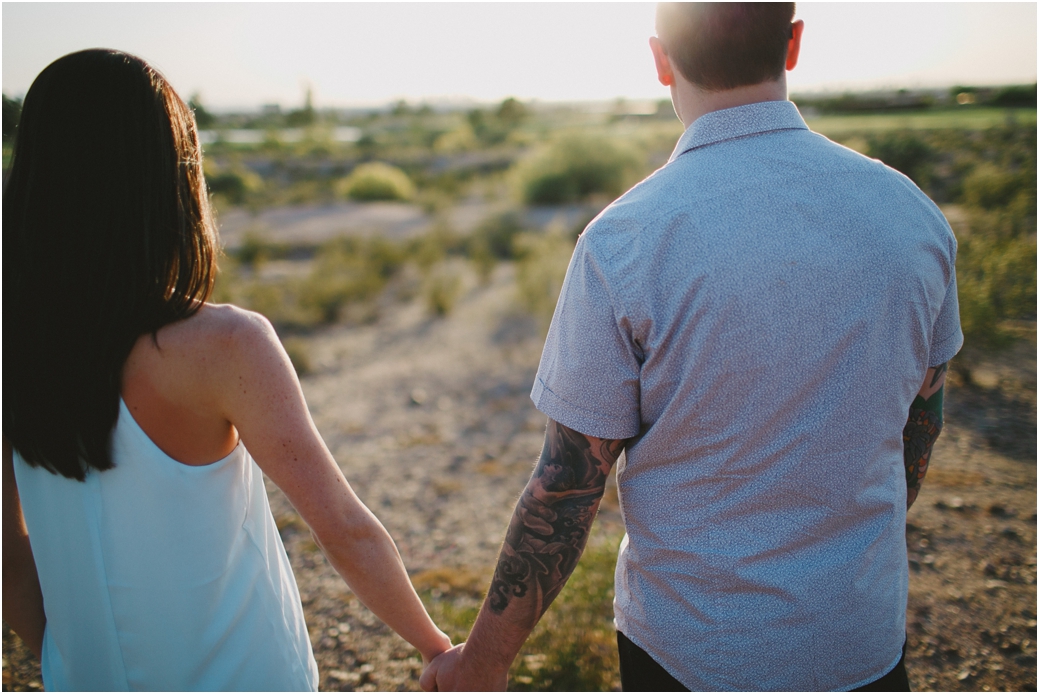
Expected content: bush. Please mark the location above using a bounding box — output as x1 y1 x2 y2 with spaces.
206 167 264 206
241 282 301 327
415 522 623 692
235 230 291 268
961 165 1037 238
468 211 526 261
298 237 406 324
507 529 621 691
423 265 462 317
282 337 312 376
410 224 466 272
954 150 1037 360
515 230 576 332
517 135 640 205
957 232 1036 327
989 84 1037 108
338 162 415 201
957 145 1036 320
866 131 934 190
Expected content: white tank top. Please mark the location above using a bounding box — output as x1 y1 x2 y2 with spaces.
12 398 318 691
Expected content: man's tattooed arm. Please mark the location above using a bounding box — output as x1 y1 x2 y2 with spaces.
429 420 625 689
486 420 624 624
904 362 947 510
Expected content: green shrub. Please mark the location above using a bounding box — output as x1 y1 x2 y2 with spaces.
957 232 1037 328
961 165 1037 239
963 165 1028 210
866 131 934 189
951 135 1036 358
468 211 526 262
298 237 406 324
423 266 462 317
507 528 621 691
281 337 312 376
210 257 239 305
338 162 415 201
234 230 291 268
515 231 576 332
415 523 623 692
3 93 22 141
410 224 466 272
517 135 640 205
241 282 300 327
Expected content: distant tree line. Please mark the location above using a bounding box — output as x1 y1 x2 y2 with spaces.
3 94 22 141
793 84 1037 115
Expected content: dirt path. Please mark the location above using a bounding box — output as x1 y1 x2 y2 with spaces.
3 265 1035 692
215 199 596 250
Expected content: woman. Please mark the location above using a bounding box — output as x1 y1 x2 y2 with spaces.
2 49 450 690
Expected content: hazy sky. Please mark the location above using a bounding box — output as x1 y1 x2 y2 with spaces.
3 2 1036 110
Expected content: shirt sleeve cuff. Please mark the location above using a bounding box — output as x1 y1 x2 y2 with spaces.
531 378 641 440
929 328 964 367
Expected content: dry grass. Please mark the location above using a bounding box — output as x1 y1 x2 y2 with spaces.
415 520 623 691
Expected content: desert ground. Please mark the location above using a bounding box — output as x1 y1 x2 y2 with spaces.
3 242 1036 693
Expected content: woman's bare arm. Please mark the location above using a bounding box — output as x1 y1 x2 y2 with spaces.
212 309 450 662
2 436 46 659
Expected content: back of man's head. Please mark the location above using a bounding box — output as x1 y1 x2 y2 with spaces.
656 2 796 92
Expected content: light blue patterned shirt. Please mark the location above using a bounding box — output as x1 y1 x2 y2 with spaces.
532 100 962 691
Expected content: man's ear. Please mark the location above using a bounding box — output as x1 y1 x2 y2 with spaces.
786 19 805 71
649 36 675 87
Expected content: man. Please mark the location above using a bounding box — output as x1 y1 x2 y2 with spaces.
422 3 961 690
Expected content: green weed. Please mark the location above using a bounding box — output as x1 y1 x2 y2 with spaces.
338 161 416 201
423 265 462 317
416 522 623 692
514 231 576 333
298 237 407 324
515 134 640 205
282 337 312 376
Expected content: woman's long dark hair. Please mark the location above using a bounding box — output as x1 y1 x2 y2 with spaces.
3 49 218 480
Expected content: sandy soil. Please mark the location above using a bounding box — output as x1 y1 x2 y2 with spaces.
215 198 597 250
3 263 1035 692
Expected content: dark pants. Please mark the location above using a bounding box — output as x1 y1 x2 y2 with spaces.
616 630 910 692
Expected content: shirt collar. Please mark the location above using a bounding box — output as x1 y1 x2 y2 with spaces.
668 100 809 163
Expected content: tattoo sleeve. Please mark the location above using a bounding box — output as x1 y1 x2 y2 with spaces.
903 362 947 509
486 420 624 629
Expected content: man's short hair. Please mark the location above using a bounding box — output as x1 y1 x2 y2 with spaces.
656 2 796 91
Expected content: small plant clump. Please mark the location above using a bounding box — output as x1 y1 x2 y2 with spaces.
423 267 462 318
282 337 312 377
515 230 576 333
850 121 1036 375
415 523 623 692
516 134 641 205
299 237 407 324
338 161 416 202
465 211 527 282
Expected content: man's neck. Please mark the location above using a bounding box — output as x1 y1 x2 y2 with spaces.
671 76 789 128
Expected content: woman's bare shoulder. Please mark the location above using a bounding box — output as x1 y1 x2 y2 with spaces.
131 303 285 390
157 303 277 353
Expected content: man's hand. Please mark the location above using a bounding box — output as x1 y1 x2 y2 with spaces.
904 362 947 509
419 643 507 692
428 419 625 690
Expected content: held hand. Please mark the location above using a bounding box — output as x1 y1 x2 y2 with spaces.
419 643 508 692
419 644 461 692
419 629 454 667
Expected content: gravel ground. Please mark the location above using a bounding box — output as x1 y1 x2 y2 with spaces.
3 265 1035 692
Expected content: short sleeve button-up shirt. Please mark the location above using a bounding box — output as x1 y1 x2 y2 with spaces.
532 100 961 691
